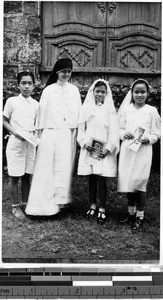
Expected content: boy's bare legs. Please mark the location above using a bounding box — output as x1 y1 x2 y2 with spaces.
21 173 30 210
9 176 19 205
9 176 26 220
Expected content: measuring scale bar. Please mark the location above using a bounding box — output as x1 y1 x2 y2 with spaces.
0 285 163 298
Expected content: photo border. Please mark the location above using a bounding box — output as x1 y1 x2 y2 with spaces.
0 0 162 287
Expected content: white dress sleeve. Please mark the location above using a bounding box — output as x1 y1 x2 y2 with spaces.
106 110 119 154
67 84 82 128
148 108 161 144
118 110 127 140
77 122 88 148
75 87 82 116
37 87 50 130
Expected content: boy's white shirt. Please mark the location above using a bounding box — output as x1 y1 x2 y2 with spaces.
3 93 39 132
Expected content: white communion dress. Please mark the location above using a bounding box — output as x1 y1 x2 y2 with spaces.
25 81 81 216
118 103 161 192
77 79 119 177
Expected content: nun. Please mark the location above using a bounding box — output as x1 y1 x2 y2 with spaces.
25 58 81 216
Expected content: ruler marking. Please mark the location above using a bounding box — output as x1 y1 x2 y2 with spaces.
1 267 163 298
1 285 163 297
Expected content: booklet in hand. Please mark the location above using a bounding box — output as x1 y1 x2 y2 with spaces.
15 128 40 147
89 138 106 160
127 127 145 152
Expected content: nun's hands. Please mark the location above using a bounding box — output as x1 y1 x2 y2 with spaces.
124 132 135 139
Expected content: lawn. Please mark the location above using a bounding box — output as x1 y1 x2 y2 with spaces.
2 170 160 264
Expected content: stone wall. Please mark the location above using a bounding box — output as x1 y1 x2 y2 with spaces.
3 1 42 170
3 1 42 101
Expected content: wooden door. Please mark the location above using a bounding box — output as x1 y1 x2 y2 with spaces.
106 2 161 87
40 2 161 87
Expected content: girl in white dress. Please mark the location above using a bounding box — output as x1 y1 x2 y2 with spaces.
25 58 81 216
77 79 119 224
118 79 161 230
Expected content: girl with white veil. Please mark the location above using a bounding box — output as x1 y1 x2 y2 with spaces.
118 79 161 231
77 79 119 224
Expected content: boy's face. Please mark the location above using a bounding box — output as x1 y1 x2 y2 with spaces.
18 75 34 98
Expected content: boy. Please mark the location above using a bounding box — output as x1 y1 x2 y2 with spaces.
3 71 39 220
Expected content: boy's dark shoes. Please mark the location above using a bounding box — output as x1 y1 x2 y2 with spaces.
119 213 136 224
97 211 106 225
12 205 26 220
131 217 144 231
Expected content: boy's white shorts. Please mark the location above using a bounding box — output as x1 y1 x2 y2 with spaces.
6 135 36 177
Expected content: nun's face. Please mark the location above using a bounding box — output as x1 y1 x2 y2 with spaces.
57 68 72 82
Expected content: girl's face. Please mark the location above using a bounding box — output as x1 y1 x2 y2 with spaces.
93 85 107 105
57 68 72 82
18 75 34 98
132 83 148 107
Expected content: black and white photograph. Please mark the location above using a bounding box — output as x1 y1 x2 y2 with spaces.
2 1 161 264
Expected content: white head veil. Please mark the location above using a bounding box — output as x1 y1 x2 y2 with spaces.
118 78 151 117
79 78 116 124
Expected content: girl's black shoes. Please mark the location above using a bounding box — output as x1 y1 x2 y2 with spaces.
119 213 136 224
131 217 144 231
120 213 144 231
86 206 106 224
97 210 106 225
86 207 96 218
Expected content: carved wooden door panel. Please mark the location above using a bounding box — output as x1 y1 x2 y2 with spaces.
106 2 161 86
41 1 108 86
41 2 161 87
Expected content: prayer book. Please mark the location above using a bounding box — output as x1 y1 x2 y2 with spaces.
127 127 145 152
15 128 40 146
89 138 106 160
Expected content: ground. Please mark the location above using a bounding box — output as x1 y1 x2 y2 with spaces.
2 171 160 263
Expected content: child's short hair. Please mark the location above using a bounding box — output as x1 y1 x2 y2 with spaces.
17 71 35 84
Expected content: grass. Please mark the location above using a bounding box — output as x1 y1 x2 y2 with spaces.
2 170 160 263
